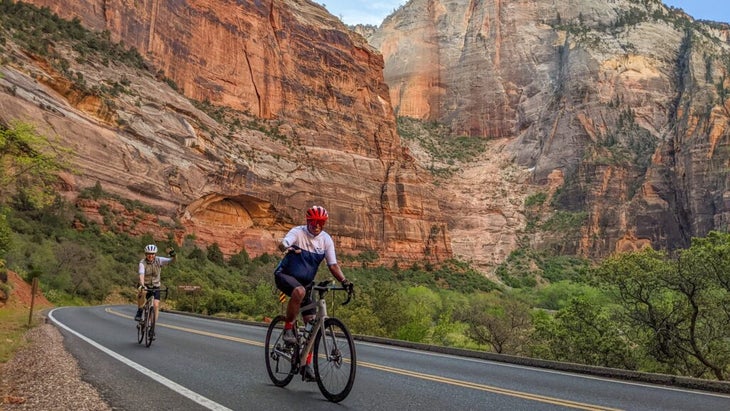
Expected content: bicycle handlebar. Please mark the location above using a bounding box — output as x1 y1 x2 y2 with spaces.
136 284 169 299
136 284 169 291
312 280 354 305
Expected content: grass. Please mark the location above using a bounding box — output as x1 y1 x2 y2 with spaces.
0 305 35 363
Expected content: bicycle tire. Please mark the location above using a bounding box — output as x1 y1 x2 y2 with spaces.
264 315 296 387
314 317 356 402
144 304 155 347
136 311 145 344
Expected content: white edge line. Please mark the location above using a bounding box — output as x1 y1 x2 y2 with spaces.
48 307 233 411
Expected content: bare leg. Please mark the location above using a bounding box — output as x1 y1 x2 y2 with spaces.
137 289 145 309
286 286 305 323
154 298 160 321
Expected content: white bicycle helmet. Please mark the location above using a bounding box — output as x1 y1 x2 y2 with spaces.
144 244 158 254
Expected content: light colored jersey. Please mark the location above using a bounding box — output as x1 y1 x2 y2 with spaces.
138 256 173 287
278 225 337 283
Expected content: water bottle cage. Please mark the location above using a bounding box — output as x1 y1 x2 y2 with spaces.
299 321 314 344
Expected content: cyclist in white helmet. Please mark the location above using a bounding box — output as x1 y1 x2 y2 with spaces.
135 244 176 321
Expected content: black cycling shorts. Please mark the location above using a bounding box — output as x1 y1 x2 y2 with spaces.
144 286 161 300
274 271 315 316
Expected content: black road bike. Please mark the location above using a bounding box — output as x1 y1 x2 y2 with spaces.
136 285 167 347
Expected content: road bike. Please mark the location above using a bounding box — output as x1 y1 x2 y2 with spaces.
136 285 167 347
265 280 356 402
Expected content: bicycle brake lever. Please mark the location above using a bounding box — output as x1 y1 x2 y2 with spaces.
342 288 353 305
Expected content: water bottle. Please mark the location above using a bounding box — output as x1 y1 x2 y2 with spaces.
304 321 313 334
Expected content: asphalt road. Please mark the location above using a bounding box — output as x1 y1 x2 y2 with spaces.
49 305 730 410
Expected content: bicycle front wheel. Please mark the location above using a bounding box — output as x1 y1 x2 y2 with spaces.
264 315 296 387
136 314 144 344
144 304 155 347
314 317 356 402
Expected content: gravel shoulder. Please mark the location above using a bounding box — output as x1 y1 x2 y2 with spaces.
0 321 112 410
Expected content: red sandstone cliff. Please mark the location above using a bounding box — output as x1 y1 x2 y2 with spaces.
6 0 730 276
370 0 730 264
1 0 451 265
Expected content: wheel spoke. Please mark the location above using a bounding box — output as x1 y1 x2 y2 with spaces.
314 318 356 402
264 315 295 387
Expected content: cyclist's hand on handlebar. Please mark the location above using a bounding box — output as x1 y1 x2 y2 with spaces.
285 246 302 254
340 279 354 305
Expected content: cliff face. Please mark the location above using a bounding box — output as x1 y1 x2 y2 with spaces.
370 0 730 262
1 0 451 264
5 0 730 275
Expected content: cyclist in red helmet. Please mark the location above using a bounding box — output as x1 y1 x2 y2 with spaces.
274 205 352 381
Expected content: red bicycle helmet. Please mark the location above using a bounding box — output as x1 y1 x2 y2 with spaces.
306 205 328 223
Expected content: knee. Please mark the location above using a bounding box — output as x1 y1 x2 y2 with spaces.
291 286 305 301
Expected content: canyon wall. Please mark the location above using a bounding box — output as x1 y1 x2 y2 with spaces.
2 0 451 264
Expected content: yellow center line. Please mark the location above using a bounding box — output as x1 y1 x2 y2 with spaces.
107 307 262 346
361 361 622 411
106 308 623 411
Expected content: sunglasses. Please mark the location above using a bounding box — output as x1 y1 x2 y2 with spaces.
307 219 326 226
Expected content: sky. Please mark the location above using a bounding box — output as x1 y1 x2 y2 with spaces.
321 1 730 27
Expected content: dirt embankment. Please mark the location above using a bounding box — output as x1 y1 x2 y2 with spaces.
0 270 53 309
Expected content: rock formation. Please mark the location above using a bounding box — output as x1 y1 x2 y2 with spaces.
4 0 730 275
1 0 451 264
370 0 730 263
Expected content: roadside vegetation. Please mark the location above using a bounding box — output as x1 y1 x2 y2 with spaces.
0 305 30 362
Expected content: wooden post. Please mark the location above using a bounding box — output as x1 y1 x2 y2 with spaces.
28 277 38 326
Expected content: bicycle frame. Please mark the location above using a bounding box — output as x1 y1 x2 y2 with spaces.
144 293 155 317
297 290 329 364
142 287 163 317
268 286 329 366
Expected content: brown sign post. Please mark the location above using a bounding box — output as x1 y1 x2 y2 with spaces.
28 277 38 326
177 285 202 312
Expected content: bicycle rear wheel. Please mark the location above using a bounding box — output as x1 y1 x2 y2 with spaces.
264 315 296 387
314 317 356 402
144 304 155 347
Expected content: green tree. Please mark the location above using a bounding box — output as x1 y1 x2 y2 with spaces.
206 243 225 266
396 286 441 342
0 210 12 257
595 235 730 380
53 240 110 301
187 246 206 264
530 296 639 368
371 283 410 337
228 248 250 269
459 292 532 354
0 121 69 210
